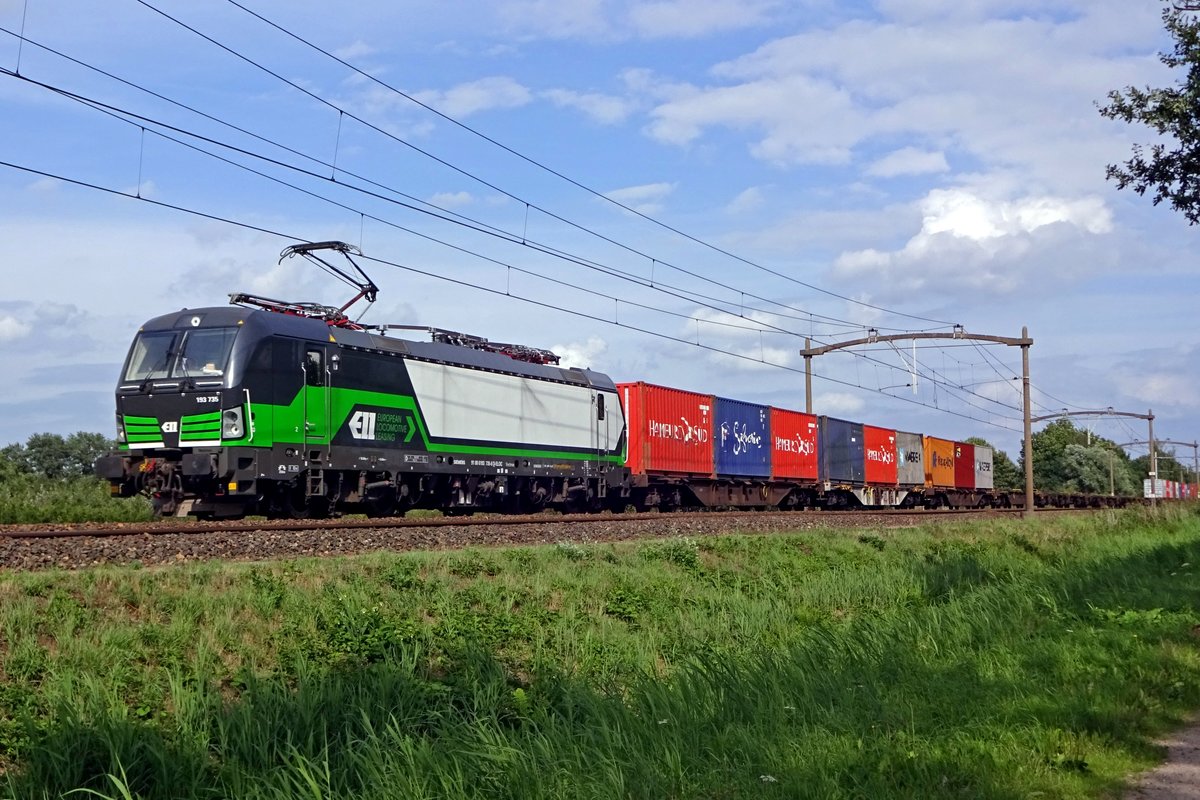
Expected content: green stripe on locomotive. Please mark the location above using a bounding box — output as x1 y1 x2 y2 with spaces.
236 386 623 464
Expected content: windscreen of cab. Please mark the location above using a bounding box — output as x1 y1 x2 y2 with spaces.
123 327 239 382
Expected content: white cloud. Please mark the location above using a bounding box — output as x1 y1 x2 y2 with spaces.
0 315 27 342
866 147 949 178
814 392 866 416
725 186 765 214
603 181 675 214
26 177 59 193
644 75 862 164
627 0 777 38
542 89 634 124
832 188 1114 294
334 40 376 61
429 191 474 208
497 0 609 39
551 336 608 369
412 77 532 118
633 4 1166 183
119 180 157 199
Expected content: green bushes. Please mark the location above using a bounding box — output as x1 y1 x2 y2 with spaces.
0 472 152 524
0 432 152 524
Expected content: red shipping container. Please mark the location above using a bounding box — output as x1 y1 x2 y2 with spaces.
770 407 819 481
618 382 714 476
954 442 975 490
863 425 898 486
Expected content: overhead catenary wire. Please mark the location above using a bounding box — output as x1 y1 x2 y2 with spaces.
130 0 959 330
0 154 1023 433
0 18 1031 426
0 56 1023 418
0 25 919 339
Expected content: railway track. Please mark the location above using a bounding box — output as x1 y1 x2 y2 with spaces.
0 506 1061 540
0 506 1099 573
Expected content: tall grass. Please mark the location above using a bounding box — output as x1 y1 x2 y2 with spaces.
1 507 1198 798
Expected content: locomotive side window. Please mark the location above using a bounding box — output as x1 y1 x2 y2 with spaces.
304 348 325 387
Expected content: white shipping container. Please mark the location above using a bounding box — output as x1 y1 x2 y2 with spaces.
974 446 994 490
1143 479 1165 499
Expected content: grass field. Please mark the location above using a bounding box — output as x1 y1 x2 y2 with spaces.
0 507 1198 799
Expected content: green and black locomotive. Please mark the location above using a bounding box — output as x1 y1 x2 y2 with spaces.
96 243 627 517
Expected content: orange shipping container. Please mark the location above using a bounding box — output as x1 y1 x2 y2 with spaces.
924 436 956 488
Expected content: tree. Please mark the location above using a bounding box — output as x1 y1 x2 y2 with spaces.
1027 419 1090 492
0 432 114 480
1099 4 1200 223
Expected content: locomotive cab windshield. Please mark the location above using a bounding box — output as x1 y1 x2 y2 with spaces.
123 326 239 385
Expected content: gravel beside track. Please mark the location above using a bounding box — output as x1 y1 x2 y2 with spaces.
0 509 1030 571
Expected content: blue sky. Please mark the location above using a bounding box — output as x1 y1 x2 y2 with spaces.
0 0 1196 464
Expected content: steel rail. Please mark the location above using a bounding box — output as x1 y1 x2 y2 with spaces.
0 506 1094 540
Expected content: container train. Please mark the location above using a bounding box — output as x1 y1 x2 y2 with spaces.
95 243 1153 518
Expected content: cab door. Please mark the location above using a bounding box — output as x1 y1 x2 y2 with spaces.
302 345 329 445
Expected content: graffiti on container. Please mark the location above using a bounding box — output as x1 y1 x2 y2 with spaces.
866 447 895 465
775 434 815 456
649 416 710 445
720 421 764 455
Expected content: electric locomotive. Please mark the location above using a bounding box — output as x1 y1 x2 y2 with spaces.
96 242 627 517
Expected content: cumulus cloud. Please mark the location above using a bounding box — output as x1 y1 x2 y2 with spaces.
725 186 765 214
552 336 608 369
1112 346 1200 411
497 0 608 40
334 40 376 60
832 188 1113 294
814 392 866 416
120 180 157 199
429 191 474 208
603 181 675 214
632 4 1165 184
866 147 949 178
627 0 778 38
26 177 59 193
644 74 862 164
0 315 27 342
542 89 634 124
412 77 532 117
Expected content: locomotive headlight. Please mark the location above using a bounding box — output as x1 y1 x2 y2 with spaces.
116 414 126 444
222 407 244 439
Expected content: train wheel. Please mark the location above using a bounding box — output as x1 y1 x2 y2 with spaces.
365 488 398 519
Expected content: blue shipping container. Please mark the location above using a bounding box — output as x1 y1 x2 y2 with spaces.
819 416 865 484
714 397 771 477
